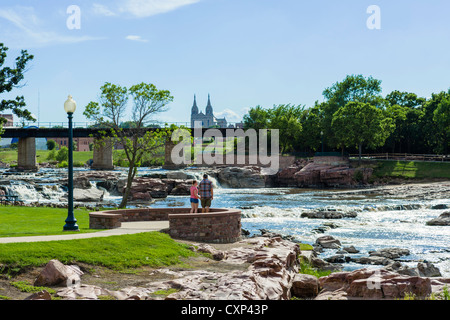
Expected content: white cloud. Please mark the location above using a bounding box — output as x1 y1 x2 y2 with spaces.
214 108 244 123
92 3 117 17
0 6 102 48
125 35 148 42
119 0 201 18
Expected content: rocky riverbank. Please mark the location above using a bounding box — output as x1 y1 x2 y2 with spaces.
17 232 450 300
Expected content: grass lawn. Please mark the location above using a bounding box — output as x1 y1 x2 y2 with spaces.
0 232 196 271
0 206 99 237
0 149 94 164
372 160 450 180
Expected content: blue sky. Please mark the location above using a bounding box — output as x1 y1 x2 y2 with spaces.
0 0 449 125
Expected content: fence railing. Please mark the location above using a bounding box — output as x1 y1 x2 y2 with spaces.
5 121 243 129
349 153 449 162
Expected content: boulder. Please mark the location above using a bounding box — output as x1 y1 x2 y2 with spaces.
426 211 450 226
216 166 265 188
315 235 341 249
417 262 442 277
25 290 52 300
317 268 433 300
34 259 83 287
73 188 104 202
368 247 410 259
343 245 359 254
291 274 319 298
301 208 357 219
118 178 169 199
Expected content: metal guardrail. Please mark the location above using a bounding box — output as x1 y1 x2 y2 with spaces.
349 153 449 162
5 121 244 129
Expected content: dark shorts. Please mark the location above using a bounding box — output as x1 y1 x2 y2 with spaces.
201 198 212 208
190 198 199 204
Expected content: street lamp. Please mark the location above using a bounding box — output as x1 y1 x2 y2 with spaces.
320 131 324 153
63 95 79 231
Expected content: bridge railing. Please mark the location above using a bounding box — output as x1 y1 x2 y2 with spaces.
7 121 243 129
349 153 449 162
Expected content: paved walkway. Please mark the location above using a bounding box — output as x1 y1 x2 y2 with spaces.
0 221 170 244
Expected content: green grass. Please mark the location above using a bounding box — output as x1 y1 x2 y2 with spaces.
0 206 100 237
0 232 196 272
371 160 450 180
0 149 94 165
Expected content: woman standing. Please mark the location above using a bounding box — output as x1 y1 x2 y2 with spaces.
190 180 200 213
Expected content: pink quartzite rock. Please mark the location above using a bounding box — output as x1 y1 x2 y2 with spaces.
34 259 83 287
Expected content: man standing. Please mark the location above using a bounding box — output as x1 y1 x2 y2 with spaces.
198 174 213 213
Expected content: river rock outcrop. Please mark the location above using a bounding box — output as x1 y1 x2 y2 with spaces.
56 236 303 300
426 211 450 226
216 166 265 188
316 268 436 300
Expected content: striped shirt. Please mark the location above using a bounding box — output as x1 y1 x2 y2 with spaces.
198 179 213 199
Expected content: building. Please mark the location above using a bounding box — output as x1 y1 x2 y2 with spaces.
191 94 228 128
0 114 14 127
50 137 93 152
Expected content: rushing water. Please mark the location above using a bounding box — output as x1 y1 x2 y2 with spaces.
1 167 449 277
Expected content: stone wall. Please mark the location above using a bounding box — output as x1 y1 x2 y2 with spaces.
89 208 242 244
168 209 242 243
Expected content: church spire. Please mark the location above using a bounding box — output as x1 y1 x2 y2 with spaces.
205 93 213 116
191 94 198 115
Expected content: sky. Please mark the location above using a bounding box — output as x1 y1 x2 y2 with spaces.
0 0 449 126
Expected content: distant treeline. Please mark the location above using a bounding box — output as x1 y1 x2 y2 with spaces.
243 75 449 157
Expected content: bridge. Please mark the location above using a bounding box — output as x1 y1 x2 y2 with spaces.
1 125 246 171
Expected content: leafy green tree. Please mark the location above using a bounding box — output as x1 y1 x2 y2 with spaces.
421 90 450 154
84 82 173 208
56 146 69 162
0 43 35 132
46 139 57 150
384 91 426 153
321 75 384 150
298 103 324 152
270 104 303 153
243 105 271 131
433 96 450 154
332 102 395 163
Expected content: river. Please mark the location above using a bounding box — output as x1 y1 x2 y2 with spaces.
1 166 449 277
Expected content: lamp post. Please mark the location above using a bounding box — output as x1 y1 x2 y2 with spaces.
63 95 79 231
321 131 324 153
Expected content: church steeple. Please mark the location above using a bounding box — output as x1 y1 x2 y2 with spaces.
205 93 213 116
191 94 198 115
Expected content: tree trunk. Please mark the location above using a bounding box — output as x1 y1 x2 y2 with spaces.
119 164 136 209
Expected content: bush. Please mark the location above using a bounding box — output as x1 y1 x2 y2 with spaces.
56 147 68 162
58 161 68 168
47 149 56 160
46 139 57 150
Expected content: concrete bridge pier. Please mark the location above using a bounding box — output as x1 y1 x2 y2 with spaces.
17 137 38 171
92 138 114 170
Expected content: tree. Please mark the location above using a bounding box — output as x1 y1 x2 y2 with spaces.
332 102 395 163
46 139 57 150
243 105 271 131
298 103 324 152
321 75 384 150
84 82 173 208
420 90 450 154
269 104 303 154
384 90 426 153
0 43 35 132
56 146 69 162
433 96 450 154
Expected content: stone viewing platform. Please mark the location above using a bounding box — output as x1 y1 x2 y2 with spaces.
89 208 242 244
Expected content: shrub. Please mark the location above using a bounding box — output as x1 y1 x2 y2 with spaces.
56 147 68 162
